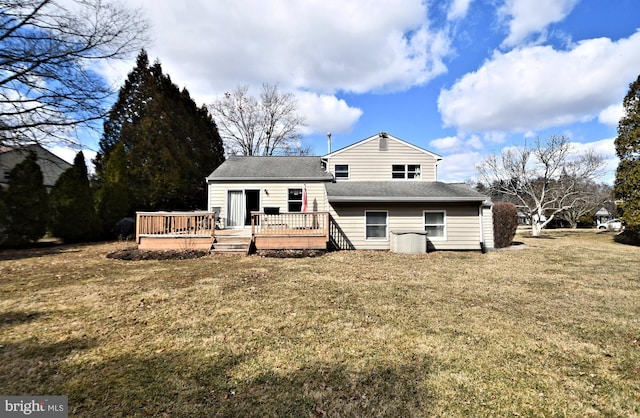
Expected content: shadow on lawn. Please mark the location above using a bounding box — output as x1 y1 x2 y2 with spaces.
57 350 434 417
0 310 44 327
0 244 81 261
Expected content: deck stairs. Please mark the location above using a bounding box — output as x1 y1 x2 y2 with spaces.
211 235 252 255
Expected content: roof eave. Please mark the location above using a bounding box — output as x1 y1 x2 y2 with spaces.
208 176 332 182
327 196 487 203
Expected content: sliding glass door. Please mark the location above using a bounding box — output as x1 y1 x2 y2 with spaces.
227 191 244 228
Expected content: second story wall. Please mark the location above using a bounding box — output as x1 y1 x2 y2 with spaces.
325 134 441 182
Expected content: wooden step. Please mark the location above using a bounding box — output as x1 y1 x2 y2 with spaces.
211 236 252 255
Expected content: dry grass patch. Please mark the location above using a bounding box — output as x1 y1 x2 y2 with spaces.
1 230 639 417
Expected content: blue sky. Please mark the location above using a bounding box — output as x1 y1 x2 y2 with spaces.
65 0 640 183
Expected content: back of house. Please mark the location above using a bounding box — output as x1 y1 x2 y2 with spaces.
206 132 494 252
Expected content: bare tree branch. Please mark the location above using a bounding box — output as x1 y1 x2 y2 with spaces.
478 135 606 236
0 0 149 147
209 83 307 156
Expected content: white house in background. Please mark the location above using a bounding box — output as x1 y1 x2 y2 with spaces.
205 132 494 252
0 144 71 190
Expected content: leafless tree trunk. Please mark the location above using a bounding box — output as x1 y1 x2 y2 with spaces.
0 0 148 146
478 135 605 236
209 83 308 156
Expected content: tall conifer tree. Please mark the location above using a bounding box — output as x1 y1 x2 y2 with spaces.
94 50 225 231
49 152 97 243
3 151 48 246
614 74 640 240
95 142 131 237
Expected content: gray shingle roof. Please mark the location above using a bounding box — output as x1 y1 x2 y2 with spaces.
325 181 490 202
207 156 333 181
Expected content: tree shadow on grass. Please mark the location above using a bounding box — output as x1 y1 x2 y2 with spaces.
0 336 98 395
0 244 81 261
0 310 44 327
54 350 434 417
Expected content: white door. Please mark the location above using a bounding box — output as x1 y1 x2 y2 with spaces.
227 191 244 228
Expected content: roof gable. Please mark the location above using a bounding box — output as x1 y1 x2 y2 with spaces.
324 132 442 162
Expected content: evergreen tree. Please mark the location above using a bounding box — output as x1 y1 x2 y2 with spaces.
49 152 97 243
95 142 131 237
614 74 640 241
0 187 7 244
94 50 225 226
3 151 48 246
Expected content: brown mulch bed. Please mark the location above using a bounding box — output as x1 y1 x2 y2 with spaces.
106 248 209 261
257 249 327 258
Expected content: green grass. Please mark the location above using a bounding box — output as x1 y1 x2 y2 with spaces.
1 230 639 417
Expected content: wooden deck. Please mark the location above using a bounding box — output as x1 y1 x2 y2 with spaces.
251 212 329 250
135 211 330 252
136 211 216 251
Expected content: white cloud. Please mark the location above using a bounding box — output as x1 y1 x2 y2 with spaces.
122 0 452 97
430 136 462 152
598 103 624 126
438 31 640 133
437 151 483 182
447 0 473 21
466 135 483 150
430 134 484 153
295 92 363 135
498 0 579 48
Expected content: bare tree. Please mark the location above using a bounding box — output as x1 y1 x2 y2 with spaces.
555 180 613 228
478 135 605 236
209 83 308 156
0 0 148 146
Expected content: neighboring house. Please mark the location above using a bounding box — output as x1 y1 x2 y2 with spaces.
595 207 613 226
205 132 494 251
0 144 72 190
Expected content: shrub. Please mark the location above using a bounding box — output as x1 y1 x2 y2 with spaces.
614 228 640 246
493 202 518 248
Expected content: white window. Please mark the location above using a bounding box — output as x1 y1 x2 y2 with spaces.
424 211 446 239
335 164 349 180
365 211 388 240
288 188 303 212
392 164 421 179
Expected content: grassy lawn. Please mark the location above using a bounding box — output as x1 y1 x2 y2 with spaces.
1 230 639 417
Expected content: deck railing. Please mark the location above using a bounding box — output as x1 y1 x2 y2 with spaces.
251 212 329 238
136 211 216 240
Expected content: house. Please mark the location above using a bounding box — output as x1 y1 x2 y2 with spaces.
595 207 613 226
0 144 72 190
203 132 494 252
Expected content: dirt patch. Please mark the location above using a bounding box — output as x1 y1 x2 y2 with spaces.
257 249 327 258
106 248 209 261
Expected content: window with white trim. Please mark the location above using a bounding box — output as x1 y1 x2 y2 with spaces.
365 211 388 240
288 188 302 212
335 164 349 180
392 164 421 179
424 211 445 239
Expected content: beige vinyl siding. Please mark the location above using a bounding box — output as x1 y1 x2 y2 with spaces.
481 205 495 249
327 137 439 181
329 202 483 250
208 181 329 225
